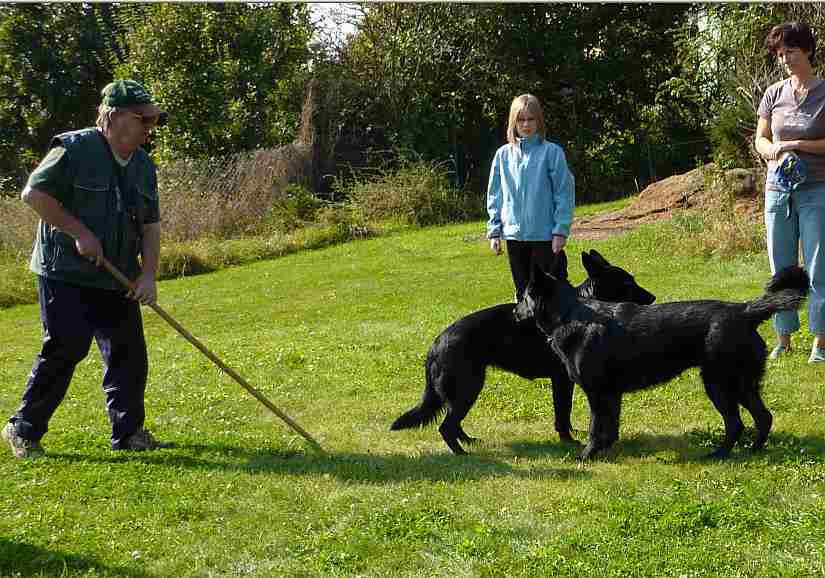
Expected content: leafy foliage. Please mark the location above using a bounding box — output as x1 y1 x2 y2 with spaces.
320 4 696 201
314 4 510 192
0 3 312 187
115 3 312 161
337 158 484 227
674 4 825 168
0 3 120 187
5 2 822 205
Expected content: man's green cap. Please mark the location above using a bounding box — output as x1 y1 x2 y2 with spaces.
101 79 166 123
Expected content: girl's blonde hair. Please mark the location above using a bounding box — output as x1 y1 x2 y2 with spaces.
506 94 545 145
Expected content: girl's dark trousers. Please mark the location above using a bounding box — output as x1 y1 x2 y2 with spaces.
506 239 555 302
9 276 148 449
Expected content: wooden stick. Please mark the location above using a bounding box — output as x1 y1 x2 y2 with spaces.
101 258 323 452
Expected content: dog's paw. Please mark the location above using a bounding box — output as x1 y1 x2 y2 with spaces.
577 443 599 460
558 431 581 445
455 425 478 445
702 447 730 460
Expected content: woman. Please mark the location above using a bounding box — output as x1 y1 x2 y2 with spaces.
755 21 825 363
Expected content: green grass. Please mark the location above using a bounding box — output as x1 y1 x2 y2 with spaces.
0 196 633 311
575 195 635 218
1 219 824 577
0 221 380 310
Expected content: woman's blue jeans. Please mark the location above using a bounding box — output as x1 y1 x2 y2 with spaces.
764 181 825 336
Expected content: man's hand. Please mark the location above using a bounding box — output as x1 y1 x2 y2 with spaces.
129 271 157 305
22 187 103 266
490 237 502 255
74 230 104 267
552 234 567 254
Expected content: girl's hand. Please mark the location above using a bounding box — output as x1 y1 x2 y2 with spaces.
490 237 502 255
552 235 566 254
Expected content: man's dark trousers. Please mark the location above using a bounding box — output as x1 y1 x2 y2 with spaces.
10 276 148 449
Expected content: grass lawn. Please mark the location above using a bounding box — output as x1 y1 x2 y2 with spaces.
1 219 824 577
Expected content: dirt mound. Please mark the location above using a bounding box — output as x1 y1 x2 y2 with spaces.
573 163 766 240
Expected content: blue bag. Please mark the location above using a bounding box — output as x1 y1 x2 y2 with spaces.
775 152 808 191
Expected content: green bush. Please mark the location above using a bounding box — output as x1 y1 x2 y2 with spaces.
264 184 324 233
338 159 483 227
708 103 754 170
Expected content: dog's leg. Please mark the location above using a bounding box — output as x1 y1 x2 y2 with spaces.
736 366 773 451
579 391 621 460
738 340 772 452
438 371 485 455
438 415 468 455
701 374 744 459
600 393 622 451
550 373 576 442
454 371 482 445
456 425 476 444
739 388 773 452
579 390 601 459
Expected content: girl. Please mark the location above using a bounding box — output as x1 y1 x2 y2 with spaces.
487 94 575 301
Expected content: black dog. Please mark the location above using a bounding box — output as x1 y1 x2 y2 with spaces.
515 251 809 460
391 250 656 454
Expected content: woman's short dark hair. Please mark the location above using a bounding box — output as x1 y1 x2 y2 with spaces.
766 21 817 64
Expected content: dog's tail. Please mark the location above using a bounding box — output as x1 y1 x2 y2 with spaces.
744 265 810 323
390 356 444 431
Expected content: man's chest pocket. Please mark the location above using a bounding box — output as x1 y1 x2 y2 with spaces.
72 178 110 220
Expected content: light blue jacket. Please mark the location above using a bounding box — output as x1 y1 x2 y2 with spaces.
486 133 575 241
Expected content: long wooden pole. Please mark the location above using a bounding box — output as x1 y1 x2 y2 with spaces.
102 258 323 452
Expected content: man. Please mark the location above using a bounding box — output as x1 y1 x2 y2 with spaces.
3 79 171 458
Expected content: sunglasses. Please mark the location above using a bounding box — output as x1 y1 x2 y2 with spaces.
127 111 159 127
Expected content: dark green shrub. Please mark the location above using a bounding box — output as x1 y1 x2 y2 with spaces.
337 159 483 227
708 103 755 170
265 184 325 233
284 184 321 221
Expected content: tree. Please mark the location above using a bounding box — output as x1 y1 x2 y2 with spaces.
319 4 693 201
116 3 312 161
0 3 122 188
676 4 825 168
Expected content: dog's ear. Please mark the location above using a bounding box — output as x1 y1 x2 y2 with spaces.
525 252 566 302
582 249 612 277
515 264 549 322
591 249 609 264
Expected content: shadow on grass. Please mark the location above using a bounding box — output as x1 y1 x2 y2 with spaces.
41 428 825 481
536 427 825 464
0 537 150 578
505 436 585 459
46 441 592 484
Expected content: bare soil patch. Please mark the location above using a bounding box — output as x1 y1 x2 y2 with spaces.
573 163 766 240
